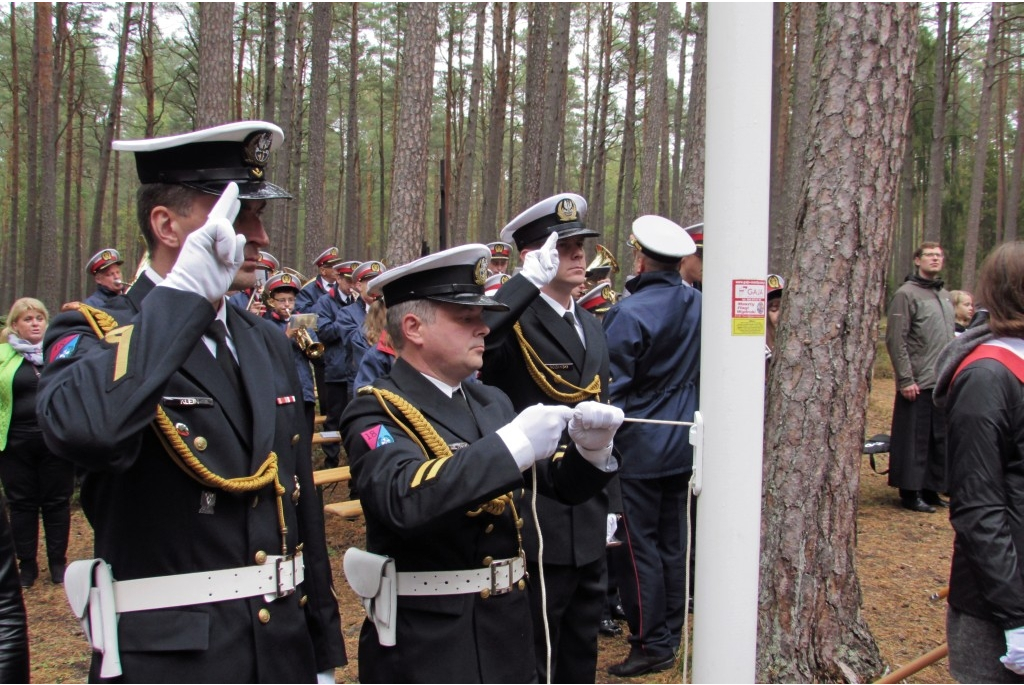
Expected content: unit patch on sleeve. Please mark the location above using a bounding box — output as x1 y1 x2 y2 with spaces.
48 334 82 363
361 424 395 449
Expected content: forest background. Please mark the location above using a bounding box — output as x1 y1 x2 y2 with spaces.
0 3 1014 308
0 3 1016 682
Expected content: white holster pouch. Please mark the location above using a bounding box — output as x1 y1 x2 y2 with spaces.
343 547 397 647
65 559 122 679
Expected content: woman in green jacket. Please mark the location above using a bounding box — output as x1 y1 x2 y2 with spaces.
0 298 73 587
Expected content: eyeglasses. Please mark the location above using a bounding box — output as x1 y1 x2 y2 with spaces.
272 297 296 305
920 252 943 258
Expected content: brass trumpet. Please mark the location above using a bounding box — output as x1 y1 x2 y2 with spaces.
295 327 325 360
586 244 619 281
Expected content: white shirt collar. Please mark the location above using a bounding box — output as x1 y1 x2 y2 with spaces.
420 373 462 398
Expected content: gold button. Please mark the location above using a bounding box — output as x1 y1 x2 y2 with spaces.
518 579 526 591
292 434 301 445
299 595 308 607
258 608 271 624
480 588 491 599
482 556 493 566
194 436 208 451
484 524 494 534
254 550 268 565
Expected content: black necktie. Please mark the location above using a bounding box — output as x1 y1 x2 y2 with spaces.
563 311 577 329
207 319 243 395
453 387 471 412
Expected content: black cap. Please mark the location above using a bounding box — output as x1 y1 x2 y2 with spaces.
369 244 509 311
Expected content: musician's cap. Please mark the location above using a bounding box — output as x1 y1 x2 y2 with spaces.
578 283 616 315
256 251 279 272
628 215 695 262
314 247 341 268
353 261 386 283
369 244 509 311
112 121 291 200
487 241 512 261
767 274 786 300
499 193 598 250
86 249 123 275
265 271 300 293
333 260 360 278
484 273 510 296
684 222 704 251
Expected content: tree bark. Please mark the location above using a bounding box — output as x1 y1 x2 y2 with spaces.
304 3 332 268
670 2 691 222
520 3 549 205
1004 51 1024 243
614 4 640 241
259 2 278 234
678 2 706 227
589 4 613 237
758 4 919 681
960 3 1001 292
35 1 59 307
345 3 362 257
453 3 486 245
387 2 438 266
539 3 570 199
235 3 248 122
197 2 234 128
277 1 300 264
4 3 21 301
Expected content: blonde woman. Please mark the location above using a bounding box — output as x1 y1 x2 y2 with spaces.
0 298 74 587
950 290 975 334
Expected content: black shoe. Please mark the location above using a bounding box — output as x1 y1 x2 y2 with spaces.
598 619 622 637
18 560 38 588
901 497 936 513
607 651 675 678
50 563 66 584
611 603 627 621
921 490 949 508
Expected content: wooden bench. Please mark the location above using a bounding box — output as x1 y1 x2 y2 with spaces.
312 466 363 519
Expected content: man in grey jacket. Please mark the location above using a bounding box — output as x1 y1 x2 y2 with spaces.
885 242 956 512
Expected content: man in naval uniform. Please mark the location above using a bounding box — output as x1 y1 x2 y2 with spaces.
603 216 701 677
83 249 126 307
340 243 623 683
480 193 617 683
36 121 346 683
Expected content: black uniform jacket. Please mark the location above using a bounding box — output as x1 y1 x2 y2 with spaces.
37 275 346 683
481 274 617 567
341 358 614 683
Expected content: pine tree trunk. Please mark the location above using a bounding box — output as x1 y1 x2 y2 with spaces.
758 4 919 681
387 3 438 266
960 3 1001 292
304 3 332 268
480 1 513 243
453 3 486 245
520 3 548 205
638 2 670 215
35 1 59 307
4 3 20 302
539 3 570 199
614 4 639 238
197 2 234 129
1004 55 1024 243
345 3 362 257
678 2 706 227
670 2 691 222
277 2 300 265
923 3 950 244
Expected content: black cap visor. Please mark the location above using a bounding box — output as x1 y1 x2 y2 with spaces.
186 180 293 201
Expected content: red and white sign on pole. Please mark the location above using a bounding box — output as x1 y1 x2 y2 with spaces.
731 279 766 336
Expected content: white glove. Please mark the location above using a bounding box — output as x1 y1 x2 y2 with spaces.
316 669 335 683
159 182 244 303
606 513 620 546
520 232 560 288
497 404 573 471
1002 627 1024 675
568 402 623 471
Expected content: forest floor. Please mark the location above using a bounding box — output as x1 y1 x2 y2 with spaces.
23 374 953 684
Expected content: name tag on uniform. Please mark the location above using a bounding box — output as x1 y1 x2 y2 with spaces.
163 396 214 407
545 363 573 371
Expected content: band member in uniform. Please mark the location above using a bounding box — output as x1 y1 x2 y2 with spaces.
295 248 342 314
340 243 623 683
480 193 617 683
36 121 346 683
83 249 126 307
263 271 319 433
227 250 279 314
336 261 386 388
680 223 703 290
487 241 513 275
603 215 701 677
333 260 360 307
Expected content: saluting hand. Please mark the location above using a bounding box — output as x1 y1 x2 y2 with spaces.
521 232 560 289
160 182 244 304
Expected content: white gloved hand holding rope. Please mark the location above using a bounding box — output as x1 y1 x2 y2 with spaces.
568 401 623 472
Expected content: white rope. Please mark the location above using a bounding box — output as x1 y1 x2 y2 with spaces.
681 472 696 684
531 464 552 684
622 417 694 426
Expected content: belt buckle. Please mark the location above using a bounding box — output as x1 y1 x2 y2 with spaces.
275 555 297 597
489 557 515 596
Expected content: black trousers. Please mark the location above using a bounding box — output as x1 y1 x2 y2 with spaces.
0 433 75 565
528 556 605 683
320 381 350 468
888 388 947 492
615 473 691 658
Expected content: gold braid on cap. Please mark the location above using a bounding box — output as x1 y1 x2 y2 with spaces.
513 322 602 402
78 303 291 554
360 386 524 528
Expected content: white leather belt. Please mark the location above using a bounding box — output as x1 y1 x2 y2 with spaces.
396 555 525 596
113 553 304 612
